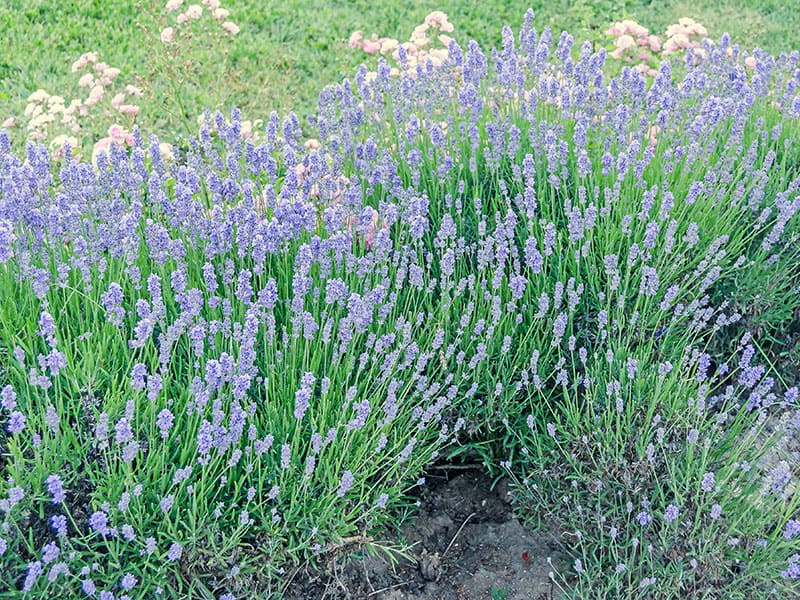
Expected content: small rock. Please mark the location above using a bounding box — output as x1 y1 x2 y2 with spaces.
419 549 443 581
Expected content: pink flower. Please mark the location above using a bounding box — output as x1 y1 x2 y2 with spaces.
221 21 239 35
78 73 95 88
621 19 648 38
745 56 757 69
304 138 321 151
213 7 229 20
605 23 624 37
379 38 399 54
176 13 188 24
690 23 708 37
111 93 125 109
92 137 113 163
647 125 660 147
185 4 202 19
118 104 140 116
425 11 453 32
165 0 183 10
71 56 88 72
615 34 636 51
72 51 99 72
161 27 175 43
103 67 121 80
2 117 15 129
401 41 418 56
647 35 661 52
158 142 175 161
85 85 104 105
203 0 220 8
125 85 143 95
364 209 381 249
348 30 363 49
410 25 429 47
362 38 381 54
662 34 690 56
27 90 49 104
108 124 127 140
665 24 689 38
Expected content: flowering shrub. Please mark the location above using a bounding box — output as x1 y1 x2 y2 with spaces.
1 8 800 598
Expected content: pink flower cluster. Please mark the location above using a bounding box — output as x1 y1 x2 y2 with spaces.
72 52 142 115
349 11 456 78
12 52 144 160
663 18 709 56
663 17 708 58
160 0 239 44
606 17 710 77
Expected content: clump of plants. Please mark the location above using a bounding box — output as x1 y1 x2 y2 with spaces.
1 8 799 599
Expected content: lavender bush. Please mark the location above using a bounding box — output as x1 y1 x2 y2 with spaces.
1 9 799 598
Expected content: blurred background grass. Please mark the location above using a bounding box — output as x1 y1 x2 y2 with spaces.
2 0 798 130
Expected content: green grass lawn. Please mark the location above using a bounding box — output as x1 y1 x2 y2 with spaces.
2 0 799 129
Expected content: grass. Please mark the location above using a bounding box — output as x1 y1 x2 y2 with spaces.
2 0 800 124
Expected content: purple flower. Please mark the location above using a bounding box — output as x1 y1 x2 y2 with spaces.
509 275 527 300
160 494 174 513
710 504 722 520
121 524 135 541
156 409 174 439
51 515 68 537
23 561 43 592
551 312 567 346
701 472 715 492
346 399 371 431
636 511 653 526
147 374 162 401
281 443 291 469
7 411 25 434
38 311 57 340
46 474 66 504
101 283 126 326
130 363 147 392
41 541 60 564
784 519 800 540
82 579 96 595
144 537 157 556
663 504 680 523
115 418 134 445
120 573 137 591
1 385 17 411
167 542 183 561
337 470 354 498
89 511 109 535
294 386 312 420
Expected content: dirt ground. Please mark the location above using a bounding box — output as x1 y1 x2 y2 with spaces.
284 467 566 600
